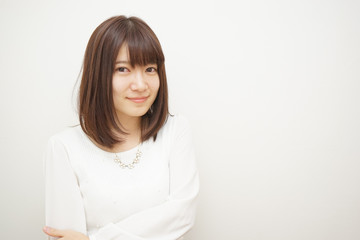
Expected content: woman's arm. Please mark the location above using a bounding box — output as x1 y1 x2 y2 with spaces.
44 136 88 240
89 116 199 240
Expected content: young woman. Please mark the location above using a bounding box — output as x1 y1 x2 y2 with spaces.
43 16 199 240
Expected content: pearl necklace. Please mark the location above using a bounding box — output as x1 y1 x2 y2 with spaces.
114 148 142 169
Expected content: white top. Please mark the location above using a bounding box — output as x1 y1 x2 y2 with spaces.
44 115 199 240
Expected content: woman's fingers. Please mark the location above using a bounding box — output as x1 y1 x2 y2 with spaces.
43 226 89 240
43 226 64 237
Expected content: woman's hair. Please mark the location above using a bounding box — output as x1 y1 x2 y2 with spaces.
78 15 169 148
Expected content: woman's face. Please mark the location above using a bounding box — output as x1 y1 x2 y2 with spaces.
112 45 160 121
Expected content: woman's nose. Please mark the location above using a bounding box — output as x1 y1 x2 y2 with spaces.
130 71 147 91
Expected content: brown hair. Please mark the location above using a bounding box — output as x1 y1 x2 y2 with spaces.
78 16 169 148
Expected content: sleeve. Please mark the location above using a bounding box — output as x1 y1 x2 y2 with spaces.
44 136 88 240
89 117 200 240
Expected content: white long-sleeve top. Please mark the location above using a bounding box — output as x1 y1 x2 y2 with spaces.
44 115 199 240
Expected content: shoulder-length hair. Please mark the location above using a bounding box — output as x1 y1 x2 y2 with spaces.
78 15 169 149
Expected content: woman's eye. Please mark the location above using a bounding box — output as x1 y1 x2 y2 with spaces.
117 67 129 72
146 67 157 73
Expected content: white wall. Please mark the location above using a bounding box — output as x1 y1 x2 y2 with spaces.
1 0 359 239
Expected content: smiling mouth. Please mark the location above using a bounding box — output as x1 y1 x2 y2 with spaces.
127 97 148 103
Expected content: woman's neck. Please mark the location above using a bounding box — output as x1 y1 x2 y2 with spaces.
111 115 142 152
117 115 141 134
89 115 142 153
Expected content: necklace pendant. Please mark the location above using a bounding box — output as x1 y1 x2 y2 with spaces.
114 148 142 169
114 155 121 163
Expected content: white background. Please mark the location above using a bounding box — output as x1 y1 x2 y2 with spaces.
1 0 360 239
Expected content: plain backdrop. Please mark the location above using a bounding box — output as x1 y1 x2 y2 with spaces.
1 0 360 239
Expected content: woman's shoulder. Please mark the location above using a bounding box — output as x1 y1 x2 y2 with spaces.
158 114 192 140
48 125 83 146
163 114 191 130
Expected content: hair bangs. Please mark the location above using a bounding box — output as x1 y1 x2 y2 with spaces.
124 26 164 67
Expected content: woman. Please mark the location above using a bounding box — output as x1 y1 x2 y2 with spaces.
43 16 199 240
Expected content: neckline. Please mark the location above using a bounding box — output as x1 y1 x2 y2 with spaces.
77 126 143 157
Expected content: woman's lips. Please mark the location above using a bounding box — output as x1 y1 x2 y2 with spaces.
127 97 148 103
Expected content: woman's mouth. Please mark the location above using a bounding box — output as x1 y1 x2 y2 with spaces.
127 97 148 103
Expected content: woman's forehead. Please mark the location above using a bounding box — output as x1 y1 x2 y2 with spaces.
115 44 130 61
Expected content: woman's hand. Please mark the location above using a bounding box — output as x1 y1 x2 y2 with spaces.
43 226 90 240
